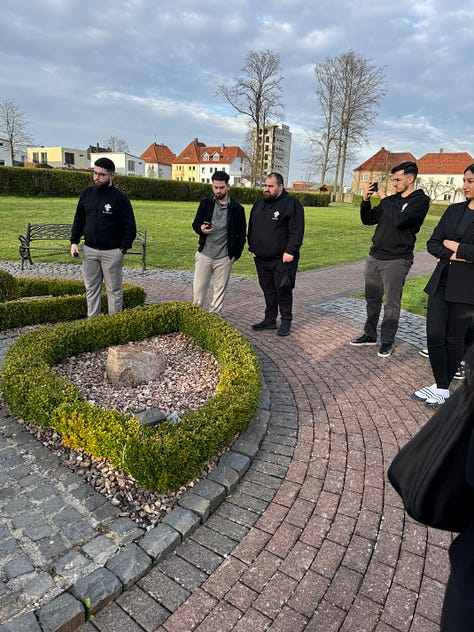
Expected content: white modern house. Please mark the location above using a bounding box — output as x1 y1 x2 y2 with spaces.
0 138 26 166
89 151 146 177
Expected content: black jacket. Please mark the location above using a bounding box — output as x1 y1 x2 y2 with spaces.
71 185 137 251
247 189 305 260
424 201 474 304
361 188 430 260
192 196 246 260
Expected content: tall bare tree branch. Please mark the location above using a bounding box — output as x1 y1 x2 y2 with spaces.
0 97 34 165
217 49 284 186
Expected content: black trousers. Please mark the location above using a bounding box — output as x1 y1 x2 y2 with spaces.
427 276 474 388
254 256 298 323
364 255 413 344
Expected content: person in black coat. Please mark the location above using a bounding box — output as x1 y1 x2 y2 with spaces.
440 343 474 631
191 171 246 315
412 164 474 407
247 172 304 337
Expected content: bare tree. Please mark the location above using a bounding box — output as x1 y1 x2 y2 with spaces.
0 97 34 165
217 49 284 187
312 51 386 200
105 136 129 152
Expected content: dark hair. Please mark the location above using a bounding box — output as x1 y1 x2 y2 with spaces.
464 164 474 174
266 172 284 186
211 170 229 183
391 161 418 178
94 157 115 172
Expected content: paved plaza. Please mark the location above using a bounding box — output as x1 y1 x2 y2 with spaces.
0 253 452 632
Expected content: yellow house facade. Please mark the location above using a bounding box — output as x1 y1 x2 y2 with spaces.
26 146 89 169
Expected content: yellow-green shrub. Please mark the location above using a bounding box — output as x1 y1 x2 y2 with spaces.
1 302 261 492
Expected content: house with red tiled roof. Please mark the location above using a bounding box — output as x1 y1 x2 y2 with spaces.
352 147 417 196
416 149 474 203
172 138 249 186
140 142 176 179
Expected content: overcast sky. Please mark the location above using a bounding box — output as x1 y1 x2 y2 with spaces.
0 0 470 184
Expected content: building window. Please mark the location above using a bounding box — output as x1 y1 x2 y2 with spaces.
33 152 39 163
128 160 135 172
40 152 47 163
64 152 75 166
361 174 368 181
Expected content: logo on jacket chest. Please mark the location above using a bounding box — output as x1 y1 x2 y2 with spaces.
103 204 112 214
272 210 280 221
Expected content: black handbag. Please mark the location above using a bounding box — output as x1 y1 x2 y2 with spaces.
387 386 474 532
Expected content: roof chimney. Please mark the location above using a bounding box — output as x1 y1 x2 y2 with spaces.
439 148 443 154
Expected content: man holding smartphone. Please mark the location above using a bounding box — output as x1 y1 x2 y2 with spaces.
191 171 246 315
350 161 429 357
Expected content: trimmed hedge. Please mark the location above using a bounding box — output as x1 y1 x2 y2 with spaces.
1 302 261 492
0 166 330 206
0 277 146 330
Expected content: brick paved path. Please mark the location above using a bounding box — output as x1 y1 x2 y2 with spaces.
0 254 453 631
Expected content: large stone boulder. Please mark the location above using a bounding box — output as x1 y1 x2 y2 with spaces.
106 345 166 387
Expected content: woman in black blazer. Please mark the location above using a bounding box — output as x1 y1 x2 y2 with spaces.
412 164 474 407
440 343 474 631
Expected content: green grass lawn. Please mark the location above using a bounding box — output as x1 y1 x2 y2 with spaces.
401 275 430 316
0 196 440 278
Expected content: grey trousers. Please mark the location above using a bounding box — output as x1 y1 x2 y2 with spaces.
193 251 233 314
82 245 124 317
364 255 412 344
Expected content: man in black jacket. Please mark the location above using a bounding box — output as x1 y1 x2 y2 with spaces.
248 172 305 337
70 157 137 317
192 171 246 315
350 161 430 357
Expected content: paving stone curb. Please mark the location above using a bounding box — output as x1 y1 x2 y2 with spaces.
0 365 274 632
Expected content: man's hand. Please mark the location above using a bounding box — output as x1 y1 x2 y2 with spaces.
71 244 80 258
282 252 294 263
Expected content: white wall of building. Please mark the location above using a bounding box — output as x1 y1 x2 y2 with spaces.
91 152 146 177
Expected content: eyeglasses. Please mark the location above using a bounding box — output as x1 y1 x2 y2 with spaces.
391 177 408 183
93 171 111 178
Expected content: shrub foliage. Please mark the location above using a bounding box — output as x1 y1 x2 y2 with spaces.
1 301 261 492
0 278 146 329
0 166 330 206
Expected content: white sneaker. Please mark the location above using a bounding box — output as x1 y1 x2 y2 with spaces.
411 385 436 402
425 392 449 407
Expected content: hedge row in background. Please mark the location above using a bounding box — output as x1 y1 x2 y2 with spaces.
0 271 146 329
1 302 262 492
0 166 331 206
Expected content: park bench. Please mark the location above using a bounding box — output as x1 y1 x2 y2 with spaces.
18 223 147 272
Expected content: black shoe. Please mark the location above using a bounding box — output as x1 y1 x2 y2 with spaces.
251 320 278 331
350 334 377 346
378 343 393 357
277 322 291 337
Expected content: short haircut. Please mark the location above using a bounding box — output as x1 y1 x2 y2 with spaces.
95 157 115 173
266 172 284 186
464 164 474 174
212 170 229 183
391 161 418 178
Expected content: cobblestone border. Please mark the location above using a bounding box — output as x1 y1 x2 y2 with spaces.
1 351 298 632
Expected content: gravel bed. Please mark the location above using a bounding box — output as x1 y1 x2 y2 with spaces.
4 331 224 530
